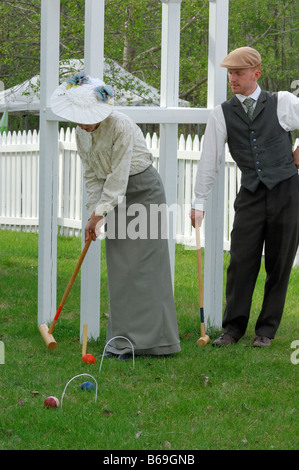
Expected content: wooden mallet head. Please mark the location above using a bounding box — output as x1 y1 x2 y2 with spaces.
196 317 210 346
197 334 210 346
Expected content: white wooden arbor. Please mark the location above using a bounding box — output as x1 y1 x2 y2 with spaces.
38 0 229 341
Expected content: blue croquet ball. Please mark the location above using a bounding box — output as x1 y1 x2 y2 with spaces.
80 381 95 391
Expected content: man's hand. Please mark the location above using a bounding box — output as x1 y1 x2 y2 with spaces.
85 212 104 242
293 147 299 168
190 208 205 228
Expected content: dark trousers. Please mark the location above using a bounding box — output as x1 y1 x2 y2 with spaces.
223 174 299 339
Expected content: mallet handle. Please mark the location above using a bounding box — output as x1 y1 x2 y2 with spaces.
195 222 204 309
48 234 93 335
82 323 88 356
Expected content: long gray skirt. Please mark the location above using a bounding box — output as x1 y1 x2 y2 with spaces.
104 164 181 356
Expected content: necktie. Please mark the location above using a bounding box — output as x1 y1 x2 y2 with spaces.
243 97 255 120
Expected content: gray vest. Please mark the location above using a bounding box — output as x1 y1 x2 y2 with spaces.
221 91 297 192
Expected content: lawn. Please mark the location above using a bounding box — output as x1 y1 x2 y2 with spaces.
0 230 298 451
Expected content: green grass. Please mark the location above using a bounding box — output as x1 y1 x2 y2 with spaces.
0 230 298 451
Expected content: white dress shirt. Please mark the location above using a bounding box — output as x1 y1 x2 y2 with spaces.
76 111 153 217
193 85 299 211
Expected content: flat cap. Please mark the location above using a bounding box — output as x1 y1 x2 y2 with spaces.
220 47 261 69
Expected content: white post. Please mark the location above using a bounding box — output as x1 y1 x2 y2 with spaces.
159 0 182 284
38 0 60 326
204 0 229 329
79 0 105 342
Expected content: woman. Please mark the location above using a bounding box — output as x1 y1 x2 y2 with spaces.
51 72 181 360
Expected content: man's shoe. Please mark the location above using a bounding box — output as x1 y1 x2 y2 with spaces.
252 336 271 347
213 333 237 346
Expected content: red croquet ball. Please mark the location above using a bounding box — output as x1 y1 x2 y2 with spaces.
82 353 95 364
44 396 59 408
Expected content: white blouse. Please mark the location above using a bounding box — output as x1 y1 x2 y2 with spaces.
76 111 153 216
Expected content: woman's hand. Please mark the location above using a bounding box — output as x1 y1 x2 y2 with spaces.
85 212 104 242
293 147 299 169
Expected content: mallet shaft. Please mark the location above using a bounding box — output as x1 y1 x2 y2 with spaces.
49 234 92 335
195 221 210 346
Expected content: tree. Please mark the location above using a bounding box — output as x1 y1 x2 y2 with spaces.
228 0 298 94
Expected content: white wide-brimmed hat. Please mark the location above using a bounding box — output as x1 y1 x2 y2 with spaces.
50 72 114 124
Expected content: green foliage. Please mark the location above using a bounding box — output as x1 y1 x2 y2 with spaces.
228 0 298 93
0 0 41 87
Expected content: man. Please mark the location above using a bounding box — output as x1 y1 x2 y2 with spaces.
191 46 299 347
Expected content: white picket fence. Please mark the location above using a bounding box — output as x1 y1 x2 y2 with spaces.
0 128 298 264
0 129 40 231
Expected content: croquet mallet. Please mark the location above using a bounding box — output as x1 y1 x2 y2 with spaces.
38 234 93 350
195 220 210 346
